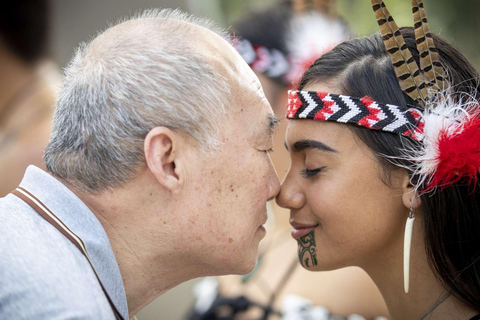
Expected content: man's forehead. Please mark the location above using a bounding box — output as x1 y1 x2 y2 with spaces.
188 30 260 87
188 25 271 128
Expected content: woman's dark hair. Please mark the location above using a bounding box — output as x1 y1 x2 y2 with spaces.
0 0 51 64
299 27 480 309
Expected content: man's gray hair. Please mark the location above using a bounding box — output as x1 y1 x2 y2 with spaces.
44 8 231 193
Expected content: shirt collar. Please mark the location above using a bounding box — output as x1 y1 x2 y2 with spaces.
19 165 129 319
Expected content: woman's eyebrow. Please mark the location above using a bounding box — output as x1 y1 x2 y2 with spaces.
285 139 338 153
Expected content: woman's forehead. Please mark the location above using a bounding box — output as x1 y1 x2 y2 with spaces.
285 120 373 159
286 120 347 144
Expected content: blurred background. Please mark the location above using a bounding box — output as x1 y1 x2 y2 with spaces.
52 0 480 69
2 0 480 319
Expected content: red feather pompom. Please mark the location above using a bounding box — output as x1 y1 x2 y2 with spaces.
428 113 480 190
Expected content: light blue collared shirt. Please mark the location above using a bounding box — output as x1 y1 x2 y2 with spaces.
0 166 128 320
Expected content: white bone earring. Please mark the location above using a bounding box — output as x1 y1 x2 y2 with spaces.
404 202 415 293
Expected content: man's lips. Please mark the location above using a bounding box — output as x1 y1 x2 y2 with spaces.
261 216 268 226
257 216 267 235
290 221 319 239
258 214 268 229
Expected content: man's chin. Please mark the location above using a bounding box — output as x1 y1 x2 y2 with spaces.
235 251 260 276
221 234 264 275
240 259 258 275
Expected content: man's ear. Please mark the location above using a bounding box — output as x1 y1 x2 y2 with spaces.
144 127 183 193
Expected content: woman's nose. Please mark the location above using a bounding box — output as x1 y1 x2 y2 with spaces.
276 172 305 210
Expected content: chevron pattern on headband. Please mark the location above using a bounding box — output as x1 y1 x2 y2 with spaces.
286 90 425 141
371 0 428 107
412 0 446 93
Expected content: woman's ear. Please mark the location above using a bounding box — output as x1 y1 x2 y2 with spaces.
401 184 421 210
394 169 421 210
144 127 183 193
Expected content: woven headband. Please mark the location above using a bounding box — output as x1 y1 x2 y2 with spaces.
287 90 425 141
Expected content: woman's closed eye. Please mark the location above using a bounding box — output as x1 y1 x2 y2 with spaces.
300 167 326 178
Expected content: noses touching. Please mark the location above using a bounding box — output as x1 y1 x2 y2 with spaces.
277 173 314 235
266 158 281 202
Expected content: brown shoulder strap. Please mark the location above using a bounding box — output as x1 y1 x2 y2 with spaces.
12 187 126 320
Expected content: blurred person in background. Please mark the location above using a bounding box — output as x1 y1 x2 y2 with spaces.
0 9 280 320
188 1 389 319
0 0 60 197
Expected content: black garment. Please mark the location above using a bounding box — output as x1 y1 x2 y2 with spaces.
187 295 279 320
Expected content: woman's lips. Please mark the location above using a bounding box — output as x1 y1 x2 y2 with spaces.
290 222 319 239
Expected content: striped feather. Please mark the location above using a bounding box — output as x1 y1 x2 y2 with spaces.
412 0 446 93
371 0 427 107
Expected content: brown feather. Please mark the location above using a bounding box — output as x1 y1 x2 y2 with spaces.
371 0 426 107
412 0 446 93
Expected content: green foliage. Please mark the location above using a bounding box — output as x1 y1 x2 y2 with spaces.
216 0 480 68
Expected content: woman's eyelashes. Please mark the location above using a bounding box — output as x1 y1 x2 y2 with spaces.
300 167 326 178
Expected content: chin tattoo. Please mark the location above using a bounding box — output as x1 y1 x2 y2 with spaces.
297 231 318 268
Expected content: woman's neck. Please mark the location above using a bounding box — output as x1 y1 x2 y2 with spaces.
362 220 477 320
367 251 446 319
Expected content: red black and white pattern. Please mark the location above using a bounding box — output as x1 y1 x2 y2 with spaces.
235 39 290 82
287 90 425 141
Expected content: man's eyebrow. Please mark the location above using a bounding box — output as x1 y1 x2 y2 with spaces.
286 139 338 153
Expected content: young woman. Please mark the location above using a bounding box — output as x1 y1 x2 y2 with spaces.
278 1 480 319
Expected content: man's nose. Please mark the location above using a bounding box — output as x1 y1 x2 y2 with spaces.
267 164 281 202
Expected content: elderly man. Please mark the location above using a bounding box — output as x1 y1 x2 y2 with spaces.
0 9 280 320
